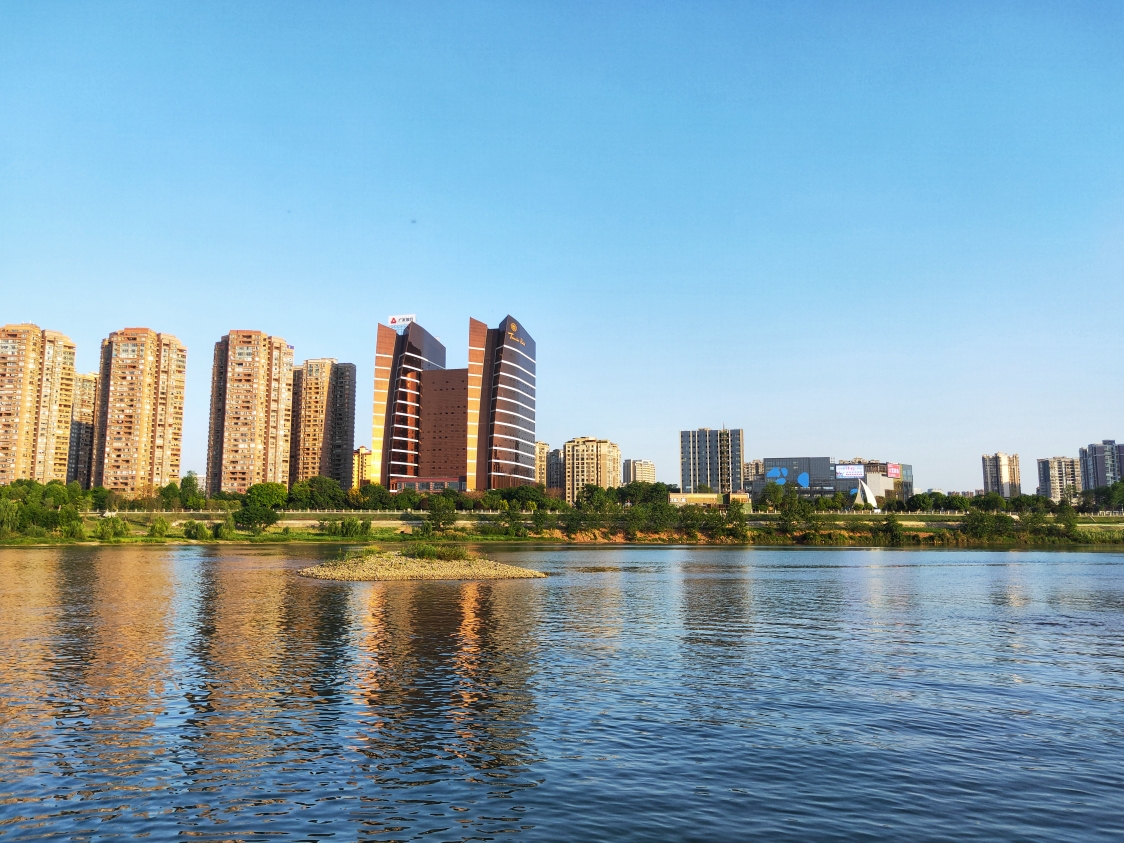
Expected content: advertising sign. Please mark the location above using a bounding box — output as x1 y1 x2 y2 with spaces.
388 314 416 333
835 464 865 479
887 463 901 479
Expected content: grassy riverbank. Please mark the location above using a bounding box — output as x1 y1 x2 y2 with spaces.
298 544 546 581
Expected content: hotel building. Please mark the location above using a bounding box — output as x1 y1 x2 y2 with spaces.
0 324 76 485
92 328 187 495
67 372 98 488
563 437 621 504
623 458 656 484
371 315 537 492
206 331 294 495
290 359 356 489
982 452 1021 499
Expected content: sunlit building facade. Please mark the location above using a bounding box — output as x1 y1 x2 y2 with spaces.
1037 456 1082 503
623 458 656 484
290 359 356 489
563 437 621 504
206 331 294 495
680 428 743 494
352 446 375 489
982 452 1021 499
0 323 76 485
471 316 536 490
535 441 550 486
92 328 187 495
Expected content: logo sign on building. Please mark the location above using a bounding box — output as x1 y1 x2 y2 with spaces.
835 464 865 479
887 463 902 479
388 314 416 333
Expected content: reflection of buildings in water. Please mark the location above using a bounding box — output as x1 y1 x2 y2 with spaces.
678 561 756 651
350 581 541 778
0 547 175 790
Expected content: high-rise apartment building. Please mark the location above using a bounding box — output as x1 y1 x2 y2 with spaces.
0 324 76 485
535 441 550 486
563 437 621 504
206 331 294 495
1079 440 1123 491
743 459 765 488
1036 457 1082 503
91 329 187 495
290 359 356 489
622 459 656 484
352 446 375 489
67 372 98 488
982 452 1021 498
546 448 564 493
680 428 744 493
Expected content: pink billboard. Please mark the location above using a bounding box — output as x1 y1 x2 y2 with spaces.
887 463 901 479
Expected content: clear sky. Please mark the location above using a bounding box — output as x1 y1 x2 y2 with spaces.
2 2 1122 492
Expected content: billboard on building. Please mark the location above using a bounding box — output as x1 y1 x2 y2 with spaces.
887 463 901 479
836 464 865 479
388 314 416 333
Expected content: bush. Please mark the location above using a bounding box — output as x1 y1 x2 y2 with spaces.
182 520 209 540
95 516 130 541
234 504 279 534
148 516 169 538
61 522 86 540
318 517 371 537
23 525 48 538
405 543 471 561
213 515 236 540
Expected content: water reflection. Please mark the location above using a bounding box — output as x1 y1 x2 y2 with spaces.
1 546 1123 842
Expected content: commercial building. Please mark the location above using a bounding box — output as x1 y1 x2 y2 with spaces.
1036 457 1082 503
535 441 550 485
67 372 98 488
982 453 1021 498
91 328 187 495
680 428 743 493
352 446 375 489
563 437 621 504
743 460 764 486
546 448 564 493
371 314 536 493
623 459 656 484
745 456 914 504
0 324 76 485
1079 440 1123 491
206 331 294 495
290 359 356 488
471 316 537 490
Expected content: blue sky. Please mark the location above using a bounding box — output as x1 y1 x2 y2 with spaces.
2 1 1122 491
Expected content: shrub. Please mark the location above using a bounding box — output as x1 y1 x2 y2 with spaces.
404 543 471 561
148 516 169 538
61 522 86 540
95 517 130 540
23 525 48 538
182 520 209 540
213 515 236 540
318 517 371 537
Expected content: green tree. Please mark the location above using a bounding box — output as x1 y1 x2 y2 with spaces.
880 514 904 545
234 505 279 534
246 483 288 510
962 511 994 539
158 482 180 510
213 514 236 540
148 516 169 538
426 495 457 533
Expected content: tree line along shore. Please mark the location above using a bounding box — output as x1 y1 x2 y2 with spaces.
2 475 1123 547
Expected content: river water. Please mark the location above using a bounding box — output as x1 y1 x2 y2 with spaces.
0 545 1122 841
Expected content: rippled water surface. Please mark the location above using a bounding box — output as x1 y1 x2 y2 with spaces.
1 545 1123 841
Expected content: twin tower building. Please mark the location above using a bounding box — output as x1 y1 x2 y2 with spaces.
205 314 536 495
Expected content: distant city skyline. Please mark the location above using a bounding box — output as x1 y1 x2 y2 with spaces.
2 3 1121 491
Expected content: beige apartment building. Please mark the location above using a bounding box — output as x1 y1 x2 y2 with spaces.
982 452 1021 499
290 359 356 488
91 329 187 495
67 372 98 488
563 436 621 504
352 446 375 489
206 331 294 495
622 458 656 484
535 441 550 485
0 324 76 485
1037 456 1082 503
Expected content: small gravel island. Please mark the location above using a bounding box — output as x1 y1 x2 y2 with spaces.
298 544 546 582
